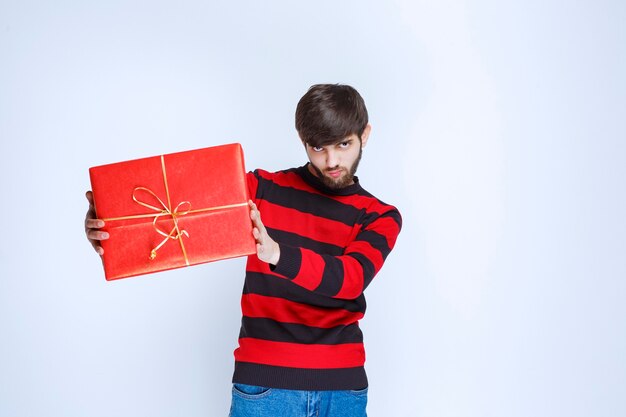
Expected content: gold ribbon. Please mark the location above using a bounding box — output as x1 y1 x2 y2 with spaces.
132 185 191 264
102 155 248 265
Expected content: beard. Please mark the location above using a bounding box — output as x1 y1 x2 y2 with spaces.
310 147 362 189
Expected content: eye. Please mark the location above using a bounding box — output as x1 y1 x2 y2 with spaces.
312 146 324 152
338 141 351 148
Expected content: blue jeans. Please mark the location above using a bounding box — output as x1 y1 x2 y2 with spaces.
229 383 368 417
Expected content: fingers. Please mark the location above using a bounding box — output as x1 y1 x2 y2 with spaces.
248 201 280 264
87 230 109 241
85 190 106 255
86 228 107 256
84 209 105 234
87 218 104 228
249 200 257 219
84 190 105 229
85 218 105 229
84 190 102 227
91 243 104 256
249 201 269 247
249 200 266 231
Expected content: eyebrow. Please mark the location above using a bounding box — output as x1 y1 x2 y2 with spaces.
310 138 353 149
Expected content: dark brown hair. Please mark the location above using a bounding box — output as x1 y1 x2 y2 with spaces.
295 84 369 147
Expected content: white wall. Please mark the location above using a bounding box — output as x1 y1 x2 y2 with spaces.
1 1 624 416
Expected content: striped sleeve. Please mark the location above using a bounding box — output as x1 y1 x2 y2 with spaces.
272 208 402 299
246 171 259 201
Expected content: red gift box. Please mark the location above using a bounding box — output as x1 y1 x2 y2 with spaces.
89 143 256 280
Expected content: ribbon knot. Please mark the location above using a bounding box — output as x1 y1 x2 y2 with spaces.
132 186 191 263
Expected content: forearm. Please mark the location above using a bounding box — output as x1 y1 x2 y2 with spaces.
271 243 380 300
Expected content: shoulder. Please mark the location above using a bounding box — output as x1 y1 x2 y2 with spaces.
350 186 402 230
247 167 310 198
351 183 401 217
248 166 311 189
248 167 299 180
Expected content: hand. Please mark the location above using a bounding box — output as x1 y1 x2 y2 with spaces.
249 200 280 265
84 191 109 256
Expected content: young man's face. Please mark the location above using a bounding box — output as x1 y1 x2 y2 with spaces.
304 125 370 189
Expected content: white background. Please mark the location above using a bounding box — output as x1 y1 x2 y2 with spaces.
1 1 624 416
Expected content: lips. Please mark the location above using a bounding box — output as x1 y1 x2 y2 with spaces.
326 169 343 179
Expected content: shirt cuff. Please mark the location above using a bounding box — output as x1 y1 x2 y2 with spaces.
270 243 301 280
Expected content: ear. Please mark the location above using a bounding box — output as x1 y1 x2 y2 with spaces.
360 124 372 148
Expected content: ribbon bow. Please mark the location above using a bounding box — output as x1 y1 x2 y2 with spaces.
132 186 191 263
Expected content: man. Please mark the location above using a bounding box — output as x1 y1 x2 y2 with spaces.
85 84 402 417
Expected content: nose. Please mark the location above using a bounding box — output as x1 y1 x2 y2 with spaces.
326 149 339 168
